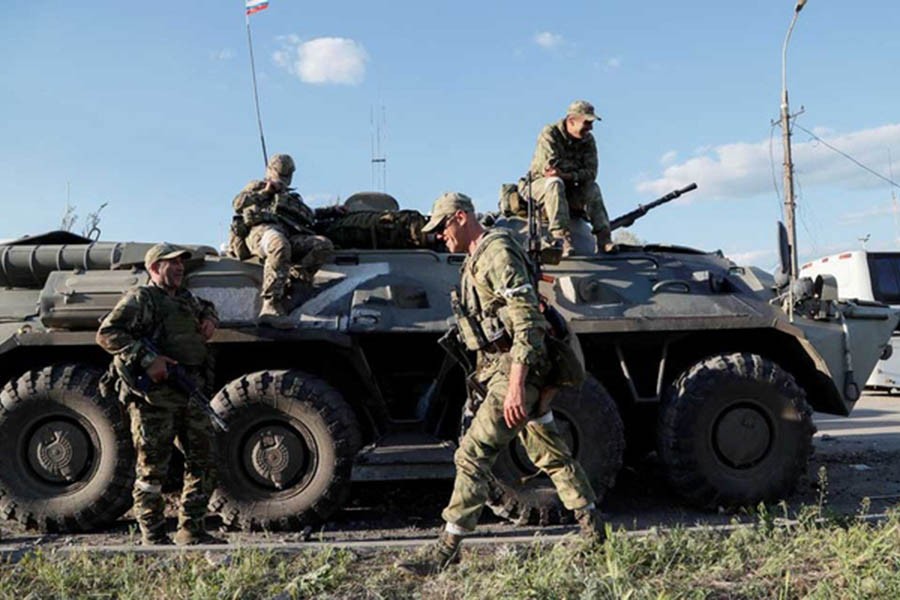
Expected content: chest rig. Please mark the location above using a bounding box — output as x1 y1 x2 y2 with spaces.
451 231 518 353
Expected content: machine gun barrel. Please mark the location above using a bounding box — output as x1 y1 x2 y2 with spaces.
609 182 698 231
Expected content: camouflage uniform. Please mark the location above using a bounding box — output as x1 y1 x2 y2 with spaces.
230 154 334 313
96 277 218 542
521 105 611 247
440 229 596 531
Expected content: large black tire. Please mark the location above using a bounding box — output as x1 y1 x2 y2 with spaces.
0 364 135 532
658 353 816 509
209 370 361 530
487 375 625 525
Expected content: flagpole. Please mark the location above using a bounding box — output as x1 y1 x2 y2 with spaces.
245 7 268 167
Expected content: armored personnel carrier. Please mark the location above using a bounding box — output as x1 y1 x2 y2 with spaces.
0 201 896 532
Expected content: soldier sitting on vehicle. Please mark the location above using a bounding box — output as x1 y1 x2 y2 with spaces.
520 100 616 256
228 154 335 328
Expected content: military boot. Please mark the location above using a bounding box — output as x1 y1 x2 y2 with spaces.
258 297 294 329
140 524 173 546
174 527 227 546
395 531 464 576
574 507 607 543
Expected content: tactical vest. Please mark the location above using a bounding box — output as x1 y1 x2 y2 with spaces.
154 292 208 367
457 230 520 351
457 230 585 389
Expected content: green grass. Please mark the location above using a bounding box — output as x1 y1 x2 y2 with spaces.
3 504 900 600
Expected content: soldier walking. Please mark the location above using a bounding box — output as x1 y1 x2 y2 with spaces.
96 243 223 546
229 153 335 328
521 100 616 256
398 193 604 575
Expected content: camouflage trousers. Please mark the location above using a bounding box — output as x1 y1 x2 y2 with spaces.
127 400 216 537
521 178 611 245
441 375 596 532
246 224 335 301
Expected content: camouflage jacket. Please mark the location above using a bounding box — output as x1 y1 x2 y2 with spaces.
232 179 315 235
461 229 550 382
527 119 598 186
96 282 218 403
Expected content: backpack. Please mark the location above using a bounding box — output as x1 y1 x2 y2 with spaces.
326 210 426 249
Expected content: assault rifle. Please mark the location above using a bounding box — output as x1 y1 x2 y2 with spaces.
437 324 487 410
609 182 698 232
135 340 229 432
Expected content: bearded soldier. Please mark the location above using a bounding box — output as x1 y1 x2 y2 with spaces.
521 100 616 256
229 153 335 327
398 192 604 575
96 243 222 546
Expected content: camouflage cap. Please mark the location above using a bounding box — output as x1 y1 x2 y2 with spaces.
422 192 476 233
566 100 601 121
144 242 191 271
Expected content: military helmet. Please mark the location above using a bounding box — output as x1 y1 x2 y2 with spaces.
267 154 296 177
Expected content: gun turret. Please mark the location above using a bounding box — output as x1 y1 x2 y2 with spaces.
610 183 698 232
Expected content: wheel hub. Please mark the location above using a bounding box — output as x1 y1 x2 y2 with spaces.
714 405 772 468
27 420 91 484
242 425 309 490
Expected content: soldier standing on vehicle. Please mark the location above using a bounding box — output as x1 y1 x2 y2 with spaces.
228 153 335 328
96 243 223 546
397 192 604 575
521 100 616 256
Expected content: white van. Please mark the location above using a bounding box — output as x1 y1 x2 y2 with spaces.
800 250 900 390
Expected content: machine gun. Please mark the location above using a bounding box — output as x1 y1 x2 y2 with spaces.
135 340 229 432
609 182 698 231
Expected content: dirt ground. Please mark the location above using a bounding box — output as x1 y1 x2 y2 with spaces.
3 391 900 549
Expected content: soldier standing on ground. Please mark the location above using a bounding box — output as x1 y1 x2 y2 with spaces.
228 153 335 327
520 100 616 256
397 192 604 575
96 243 223 546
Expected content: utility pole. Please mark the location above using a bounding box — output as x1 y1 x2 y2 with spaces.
780 0 808 279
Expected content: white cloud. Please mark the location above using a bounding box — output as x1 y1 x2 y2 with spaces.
274 37 368 85
605 57 622 70
636 123 900 202
660 150 678 166
839 202 898 224
534 32 563 49
210 49 234 61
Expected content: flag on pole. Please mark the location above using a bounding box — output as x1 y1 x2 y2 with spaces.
246 0 269 15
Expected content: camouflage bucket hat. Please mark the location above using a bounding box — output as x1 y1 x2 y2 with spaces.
144 242 191 271
567 100 601 121
422 192 476 233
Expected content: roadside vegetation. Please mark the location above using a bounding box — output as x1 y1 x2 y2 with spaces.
2 480 900 599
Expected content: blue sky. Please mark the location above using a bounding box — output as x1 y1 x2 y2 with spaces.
3 1 899 266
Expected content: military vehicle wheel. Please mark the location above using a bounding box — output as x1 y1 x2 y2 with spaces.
210 370 361 530
487 375 625 525
658 353 815 509
0 364 135 532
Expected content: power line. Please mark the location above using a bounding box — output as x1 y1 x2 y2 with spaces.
794 123 900 189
